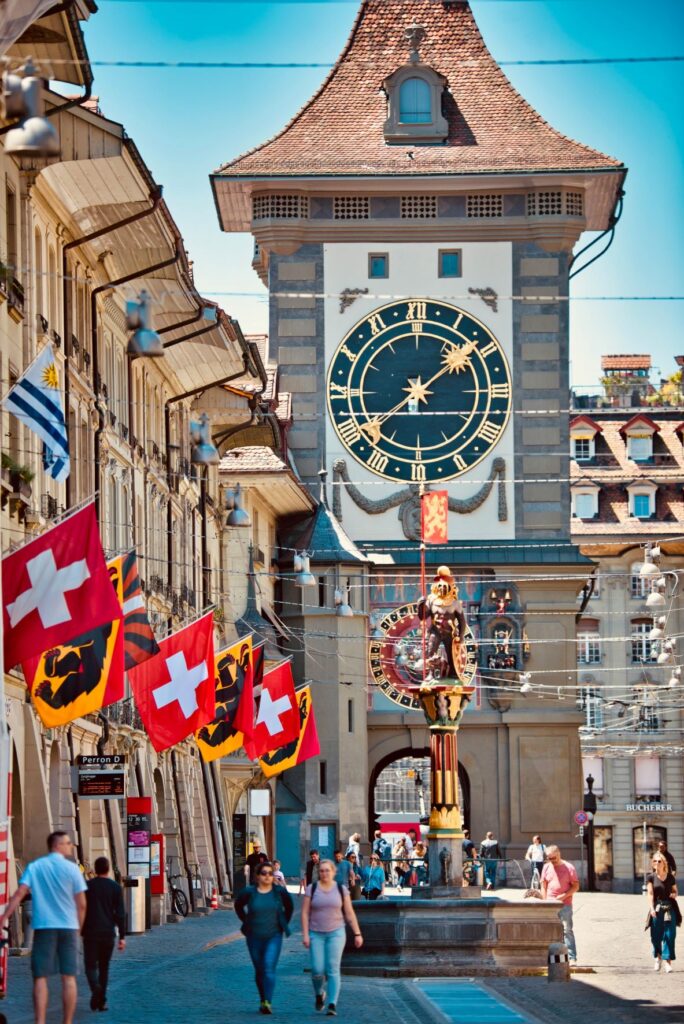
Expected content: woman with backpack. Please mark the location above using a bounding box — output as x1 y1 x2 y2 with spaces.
235 861 294 1015
301 859 363 1016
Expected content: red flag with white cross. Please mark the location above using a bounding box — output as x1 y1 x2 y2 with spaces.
244 658 300 760
130 612 215 752
2 503 122 670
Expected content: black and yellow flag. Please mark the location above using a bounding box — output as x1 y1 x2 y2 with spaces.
196 636 255 762
258 686 320 778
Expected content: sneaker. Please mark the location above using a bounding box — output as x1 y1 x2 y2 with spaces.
315 994 326 1011
654 958 662 972
664 962 673 974
259 1001 273 1014
326 1006 337 1017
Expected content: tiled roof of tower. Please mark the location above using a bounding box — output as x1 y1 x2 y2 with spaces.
214 0 622 178
601 355 651 370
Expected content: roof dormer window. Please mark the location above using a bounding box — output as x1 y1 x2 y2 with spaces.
399 77 431 123
383 26 448 144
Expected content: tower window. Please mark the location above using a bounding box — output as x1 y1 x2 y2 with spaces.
439 249 461 278
399 77 431 124
368 253 389 279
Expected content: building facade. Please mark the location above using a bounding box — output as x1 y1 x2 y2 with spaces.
571 376 684 891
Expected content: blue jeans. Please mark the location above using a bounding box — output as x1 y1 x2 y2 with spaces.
558 904 577 961
483 859 498 887
310 927 346 1007
245 932 283 1002
650 909 676 961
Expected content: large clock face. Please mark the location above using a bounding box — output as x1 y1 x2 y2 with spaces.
369 602 478 710
327 298 511 483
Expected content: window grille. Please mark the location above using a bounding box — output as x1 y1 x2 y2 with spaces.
566 192 584 216
527 191 562 216
400 195 437 219
466 194 503 218
252 194 309 220
333 196 370 220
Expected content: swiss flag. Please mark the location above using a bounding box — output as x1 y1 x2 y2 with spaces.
244 659 299 760
2 503 122 670
233 640 264 740
130 613 215 752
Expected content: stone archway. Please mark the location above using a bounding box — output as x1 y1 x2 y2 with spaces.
368 746 471 838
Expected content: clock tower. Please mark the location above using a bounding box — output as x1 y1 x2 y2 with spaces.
212 0 626 859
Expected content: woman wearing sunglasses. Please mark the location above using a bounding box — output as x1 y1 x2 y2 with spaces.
646 852 680 972
235 862 294 1014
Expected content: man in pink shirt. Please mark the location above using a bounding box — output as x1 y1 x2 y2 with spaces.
541 844 580 963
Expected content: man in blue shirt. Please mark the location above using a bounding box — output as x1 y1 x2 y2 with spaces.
0 831 87 1024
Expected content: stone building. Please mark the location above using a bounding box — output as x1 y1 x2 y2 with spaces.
0 7 273 928
571 376 684 891
212 0 626 864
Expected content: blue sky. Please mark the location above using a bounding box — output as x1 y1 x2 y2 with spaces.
83 0 684 389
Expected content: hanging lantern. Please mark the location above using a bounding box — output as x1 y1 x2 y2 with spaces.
224 482 251 527
2 59 60 164
126 289 164 357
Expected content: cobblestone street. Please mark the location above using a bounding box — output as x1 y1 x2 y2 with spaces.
0 891 682 1024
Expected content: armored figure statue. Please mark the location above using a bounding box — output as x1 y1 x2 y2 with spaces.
417 566 467 684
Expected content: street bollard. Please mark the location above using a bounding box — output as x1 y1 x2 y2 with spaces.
547 941 570 982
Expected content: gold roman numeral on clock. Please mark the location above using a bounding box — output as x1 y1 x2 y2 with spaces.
478 420 502 444
411 322 423 333
339 344 356 362
479 341 497 358
367 450 389 473
452 453 467 471
406 301 427 321
367 313 386 336
411 463 426 482
338 418 361 445
329 383 360 400
490 383 510 399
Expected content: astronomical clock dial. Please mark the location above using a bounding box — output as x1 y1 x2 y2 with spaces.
327 299 512 484
368 602 478 711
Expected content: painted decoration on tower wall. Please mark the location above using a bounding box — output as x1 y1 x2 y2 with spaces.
327 298 511 483
369 601 477 711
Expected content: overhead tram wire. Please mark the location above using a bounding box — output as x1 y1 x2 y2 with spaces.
29 56 684 70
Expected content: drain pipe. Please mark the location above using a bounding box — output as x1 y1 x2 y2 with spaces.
91 244 181 522
62 187 163 507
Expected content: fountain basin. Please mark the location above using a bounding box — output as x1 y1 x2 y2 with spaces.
342 897 564 977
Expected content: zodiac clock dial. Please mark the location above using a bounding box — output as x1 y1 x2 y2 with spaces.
327 298 512 483
368 602 478 711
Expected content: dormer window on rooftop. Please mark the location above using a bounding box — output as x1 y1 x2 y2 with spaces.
383 25 448 145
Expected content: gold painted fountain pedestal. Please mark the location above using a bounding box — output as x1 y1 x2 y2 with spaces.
418 683 475 894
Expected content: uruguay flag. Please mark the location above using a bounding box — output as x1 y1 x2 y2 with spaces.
2 344 70 481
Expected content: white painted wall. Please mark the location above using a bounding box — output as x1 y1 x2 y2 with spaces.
324 241 514 542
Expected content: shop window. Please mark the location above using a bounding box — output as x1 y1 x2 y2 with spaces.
633 825 666 881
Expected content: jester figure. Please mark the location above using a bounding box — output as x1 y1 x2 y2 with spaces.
417 565 467 684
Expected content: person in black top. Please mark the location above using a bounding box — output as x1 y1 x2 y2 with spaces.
82 857 126 1011
646 852 679 973
245 840 269 885
658 840 677 876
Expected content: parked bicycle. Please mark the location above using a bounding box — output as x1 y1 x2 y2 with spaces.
166 863 189 917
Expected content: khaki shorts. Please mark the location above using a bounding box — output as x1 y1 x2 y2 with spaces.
31 929 79 977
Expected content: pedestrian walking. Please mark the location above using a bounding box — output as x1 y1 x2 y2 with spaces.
371 830 391 880
525 834 547 887
541 844 580 964
345 853 363 901
82 857 126 1012
658 840 677 877
245 839 269 885
333 850 353 888
462 829 476 860
301 859 363 1016
362 855 385 900
0 831 87 1024
645 851 680 972
272 860 286 887
392 837 410 890
345 833 362 865
299 849 321 895
479 832 502 890
235 861 294 1015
